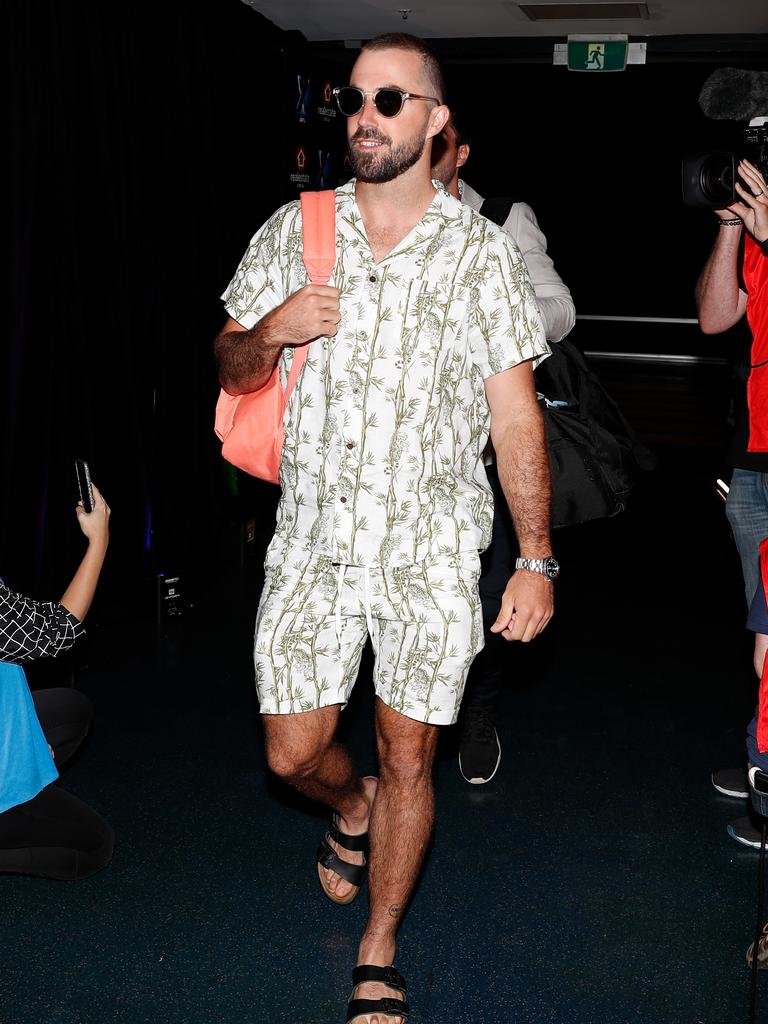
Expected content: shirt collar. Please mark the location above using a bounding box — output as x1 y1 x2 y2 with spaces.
337 178 464 270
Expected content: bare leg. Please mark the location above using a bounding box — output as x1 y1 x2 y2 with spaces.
350 698 439 1022
263 706 376 899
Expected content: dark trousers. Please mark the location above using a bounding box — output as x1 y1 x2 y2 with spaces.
465 465 519 712
0 688 114 880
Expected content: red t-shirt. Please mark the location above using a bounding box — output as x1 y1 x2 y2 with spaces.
746 235 768 451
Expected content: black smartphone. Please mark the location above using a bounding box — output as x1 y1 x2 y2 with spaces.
75 459 95 513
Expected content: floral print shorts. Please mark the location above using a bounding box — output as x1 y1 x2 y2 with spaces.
253 545 484 725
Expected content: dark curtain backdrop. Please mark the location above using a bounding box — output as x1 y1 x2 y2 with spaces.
6 4 768 620
302 37 768 340
5 0 293 617
445 57 766 321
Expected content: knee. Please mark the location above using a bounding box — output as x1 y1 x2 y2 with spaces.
378 743 434 786
262 707 339 782
375 710 438 785
73 818 115 880
264 733 328 782
64 687 95 724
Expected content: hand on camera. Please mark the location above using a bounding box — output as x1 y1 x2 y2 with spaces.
732 159 768 242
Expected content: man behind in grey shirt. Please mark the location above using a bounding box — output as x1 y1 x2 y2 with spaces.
432 110 576 784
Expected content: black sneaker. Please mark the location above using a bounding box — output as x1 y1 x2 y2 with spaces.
712 767 750 799
727 816 765 849
458 706 501 785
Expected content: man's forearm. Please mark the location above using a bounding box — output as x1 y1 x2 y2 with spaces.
695 225 745 333
493 410 552 556
215 317 283 396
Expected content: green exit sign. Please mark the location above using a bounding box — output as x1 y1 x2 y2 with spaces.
567 39 628 71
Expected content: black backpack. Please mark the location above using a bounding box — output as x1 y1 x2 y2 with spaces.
479 196 657 528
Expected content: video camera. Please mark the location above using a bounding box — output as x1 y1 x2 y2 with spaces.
682 121 768 210
682 67 768 210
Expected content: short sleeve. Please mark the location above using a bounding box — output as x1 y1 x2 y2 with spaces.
221 201 303 330
467 227 550 380
0 583 85 663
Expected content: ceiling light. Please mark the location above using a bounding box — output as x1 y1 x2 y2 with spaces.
518 3 649 20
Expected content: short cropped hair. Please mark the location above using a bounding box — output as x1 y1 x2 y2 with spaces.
360 33 447 105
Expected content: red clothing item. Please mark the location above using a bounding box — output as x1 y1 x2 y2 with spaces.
758 539 768 753
746 235 768 451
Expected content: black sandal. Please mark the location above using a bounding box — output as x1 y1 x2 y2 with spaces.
346 965 409 1023
316 813 369 905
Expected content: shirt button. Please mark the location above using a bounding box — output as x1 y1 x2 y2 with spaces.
346 442 355 450
340 496 347 503
369 274 377 283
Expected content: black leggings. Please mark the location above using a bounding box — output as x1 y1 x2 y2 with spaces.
0 688 114 880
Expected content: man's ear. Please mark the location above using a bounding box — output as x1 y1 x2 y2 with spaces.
426 103 451 140
456 143 470 171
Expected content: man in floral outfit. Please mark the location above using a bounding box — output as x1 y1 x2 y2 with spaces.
215 32 554 1024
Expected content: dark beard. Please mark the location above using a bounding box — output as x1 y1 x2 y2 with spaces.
348 130 426 183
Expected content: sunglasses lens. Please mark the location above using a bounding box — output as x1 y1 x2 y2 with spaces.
335 87 364 116
375 89 404 117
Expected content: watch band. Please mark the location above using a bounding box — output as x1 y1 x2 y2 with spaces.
515 556 559 580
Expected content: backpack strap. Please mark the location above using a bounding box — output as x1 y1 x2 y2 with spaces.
301 189 337 285
284 190 337 397
479 196 515 228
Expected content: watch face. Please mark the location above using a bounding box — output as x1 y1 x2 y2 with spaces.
545 556 560 580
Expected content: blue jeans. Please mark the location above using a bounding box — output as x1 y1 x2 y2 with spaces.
726 469 768 606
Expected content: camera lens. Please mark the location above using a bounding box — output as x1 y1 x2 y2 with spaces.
682 151 737 208
699 154 734 205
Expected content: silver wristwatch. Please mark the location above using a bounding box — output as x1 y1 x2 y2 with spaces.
515 556 560 581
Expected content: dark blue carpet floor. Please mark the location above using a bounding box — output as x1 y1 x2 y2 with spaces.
5 446 766 1024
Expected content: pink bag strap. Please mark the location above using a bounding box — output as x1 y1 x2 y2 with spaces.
301 189 337 285
284 190 337 396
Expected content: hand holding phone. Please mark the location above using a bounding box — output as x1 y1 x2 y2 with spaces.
73 466 110 548
75 459 95 513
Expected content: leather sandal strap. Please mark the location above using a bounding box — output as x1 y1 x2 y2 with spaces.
351 965 407 992
346 997 410 1023
316 839 367 886
330 816 369 853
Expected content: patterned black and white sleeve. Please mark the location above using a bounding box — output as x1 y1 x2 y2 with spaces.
0 582 85 663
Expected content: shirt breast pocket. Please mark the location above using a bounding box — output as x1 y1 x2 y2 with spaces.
397 279 470 373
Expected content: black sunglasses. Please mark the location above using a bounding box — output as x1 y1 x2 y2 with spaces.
333 86 440 119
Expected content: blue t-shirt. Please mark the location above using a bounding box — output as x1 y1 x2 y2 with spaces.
0 659 58 814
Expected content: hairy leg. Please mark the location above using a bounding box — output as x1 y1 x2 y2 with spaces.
349 700 439 1021
263 706 375 898
350 699 439 1024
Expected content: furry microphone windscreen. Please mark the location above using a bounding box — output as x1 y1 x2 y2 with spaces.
698 68 768 121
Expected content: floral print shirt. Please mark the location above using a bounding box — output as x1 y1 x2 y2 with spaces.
222 179 549 568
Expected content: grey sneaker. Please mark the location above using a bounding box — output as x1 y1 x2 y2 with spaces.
712 767 750 799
